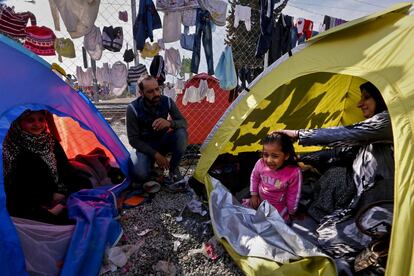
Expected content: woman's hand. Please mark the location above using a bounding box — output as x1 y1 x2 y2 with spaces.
250 195 261 209
272 129 299 141
48 203 65 216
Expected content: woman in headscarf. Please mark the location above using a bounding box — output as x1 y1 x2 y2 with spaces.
3 110 75 225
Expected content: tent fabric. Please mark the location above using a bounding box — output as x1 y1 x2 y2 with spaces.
61 189 123 276
0 34 131 274
175 73 231 144
209 178 332 263
195 3 414 275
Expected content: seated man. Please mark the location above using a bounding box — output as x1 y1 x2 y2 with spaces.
126 75 188 190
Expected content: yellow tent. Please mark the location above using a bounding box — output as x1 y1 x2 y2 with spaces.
194 3 414 275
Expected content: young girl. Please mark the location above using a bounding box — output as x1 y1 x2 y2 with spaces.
245 133 302 222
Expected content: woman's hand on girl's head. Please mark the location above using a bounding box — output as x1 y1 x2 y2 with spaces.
250 195 260 209
271 130 299 141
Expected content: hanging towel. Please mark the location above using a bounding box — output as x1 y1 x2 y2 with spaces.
215 46 237 90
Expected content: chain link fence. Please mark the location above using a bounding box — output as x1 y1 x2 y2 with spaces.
3 0 272 164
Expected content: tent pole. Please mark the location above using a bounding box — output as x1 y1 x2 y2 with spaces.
131 0 138 66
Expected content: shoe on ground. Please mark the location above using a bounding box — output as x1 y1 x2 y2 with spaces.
164 176 188 193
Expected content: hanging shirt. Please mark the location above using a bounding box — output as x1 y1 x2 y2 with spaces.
162 10 182 43
110 61 127 96
164 48 182 76
48 0 100 38
96 63 111 85
76 66 93 87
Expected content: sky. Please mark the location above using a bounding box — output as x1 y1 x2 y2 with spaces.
3 0 408 79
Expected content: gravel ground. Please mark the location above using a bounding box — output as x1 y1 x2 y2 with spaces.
105 120 243 276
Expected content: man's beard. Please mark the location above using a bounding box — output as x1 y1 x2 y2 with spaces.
145 96 160 105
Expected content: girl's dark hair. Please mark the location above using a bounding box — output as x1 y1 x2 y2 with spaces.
262 133 298 166
359 82 387 114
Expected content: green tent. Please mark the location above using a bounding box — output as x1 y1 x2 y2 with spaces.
195 3 414 275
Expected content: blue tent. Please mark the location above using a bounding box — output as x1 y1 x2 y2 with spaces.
0 34 131 275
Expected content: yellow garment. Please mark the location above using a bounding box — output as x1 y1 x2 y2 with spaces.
51 62 66 77
140 42 160 59
54 37 75 62
195 3 414 275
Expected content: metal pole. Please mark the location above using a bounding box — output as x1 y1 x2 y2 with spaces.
131 0 138 66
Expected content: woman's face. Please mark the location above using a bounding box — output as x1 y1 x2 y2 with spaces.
357 90 377 118
19 111 47 136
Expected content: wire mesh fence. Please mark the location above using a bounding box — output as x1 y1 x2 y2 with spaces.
1 0 273 163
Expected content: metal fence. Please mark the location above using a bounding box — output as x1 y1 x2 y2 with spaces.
5 0 270 151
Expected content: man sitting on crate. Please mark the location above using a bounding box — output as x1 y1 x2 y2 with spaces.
126 75 188 192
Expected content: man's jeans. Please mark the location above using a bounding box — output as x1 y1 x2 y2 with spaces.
191 8 214 75
130 128 188 182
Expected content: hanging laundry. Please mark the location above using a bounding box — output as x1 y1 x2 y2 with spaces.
163 10 182 43
54 37 75 62
176 78 185 90
102 26 123 52
96 63 111 85
24 26 56 56
123 48 135 63
133 0 162 51
127 64 148 84
180 57 192 78
191 9 214 75
157 38 165 50
182 8 197 26
197 0 228 27
182 78 215 105
76 66 94 87
156 0 199 12
255 0 279 58
234 5 251 31
119 10 128 22
322 15 347 31
268 14 293 64
83 25 103 61
150 55 166 85
48 0 100 38
215 45 237 90
140 42 160 58
0 4 36 40
180 26 195 51
296 18 313 40
165 48 182 76
238 66 253 90
163 85 177 102
110 61 128 96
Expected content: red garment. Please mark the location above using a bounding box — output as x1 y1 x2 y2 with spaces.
175 73 231 144
24 26 56 56
303 19 313 39
0 5 36 39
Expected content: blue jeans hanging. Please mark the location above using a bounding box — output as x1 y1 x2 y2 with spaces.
191 8 214 75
